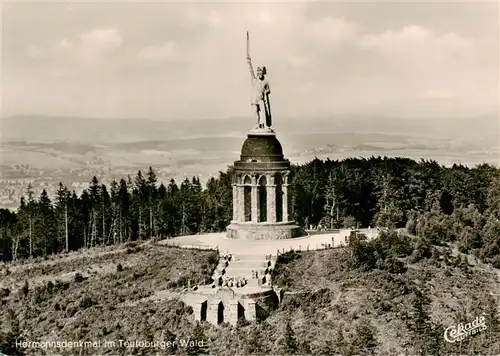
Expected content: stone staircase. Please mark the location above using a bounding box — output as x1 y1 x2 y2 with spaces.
211 253 277 289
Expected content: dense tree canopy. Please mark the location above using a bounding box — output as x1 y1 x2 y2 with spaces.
1 157 499 264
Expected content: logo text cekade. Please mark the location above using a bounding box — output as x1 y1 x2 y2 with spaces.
444 316 487 343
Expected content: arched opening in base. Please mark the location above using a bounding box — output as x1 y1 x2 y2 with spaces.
238 302 245 320
276 174 283 222
258 176 267 223
259 186 267 222
244 186 251 222
201 301 207 322
217 301 224 324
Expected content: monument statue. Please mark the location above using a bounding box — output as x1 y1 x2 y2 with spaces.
246 31 272 130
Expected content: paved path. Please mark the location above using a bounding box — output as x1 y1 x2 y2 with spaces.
159 228 378 255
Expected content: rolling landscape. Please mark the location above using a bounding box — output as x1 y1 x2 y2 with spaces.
2 114 498 211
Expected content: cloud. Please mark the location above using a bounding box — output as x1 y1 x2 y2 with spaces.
422 87 455 99
31 27 124 70
74 27 123 66
291 21 491 118
78 27 123 49
136 41 182 62
27 45 44 58
358 25 473 53
184 9 224 28
309 17 359 46
57 39 74 50
286 55 310 68
3 2 497 120
435 32 472 50
356 25 479 98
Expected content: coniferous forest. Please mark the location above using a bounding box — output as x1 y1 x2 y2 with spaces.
1 156 500 267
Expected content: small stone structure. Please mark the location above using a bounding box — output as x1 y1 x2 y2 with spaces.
191 285 279 326
187 252 280 326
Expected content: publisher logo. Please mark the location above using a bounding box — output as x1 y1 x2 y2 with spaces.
444 316 487 343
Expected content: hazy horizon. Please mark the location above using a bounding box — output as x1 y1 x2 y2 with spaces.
4 112 499 122
3 114 498 143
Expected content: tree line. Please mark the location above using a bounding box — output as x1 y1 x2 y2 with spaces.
1 156 499 263
0 167 231 261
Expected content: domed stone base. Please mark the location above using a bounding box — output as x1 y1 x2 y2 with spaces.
226 221 305 240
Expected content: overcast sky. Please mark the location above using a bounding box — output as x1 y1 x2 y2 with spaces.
2 1 498 121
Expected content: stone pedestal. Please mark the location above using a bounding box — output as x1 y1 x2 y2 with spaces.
246 300 256 321
282 183 289 222
238 185 245 221
207 301 220 325
228 130 305 240
193 301 203 322
232 184 238 221
251 184 259 223
226 221 304 240
228 300 239 326
266 183 277 223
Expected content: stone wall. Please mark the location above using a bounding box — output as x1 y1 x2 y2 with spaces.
194 298 255 326
227 222 305 240
191 289 281 326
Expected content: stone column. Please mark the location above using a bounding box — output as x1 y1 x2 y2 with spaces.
232 184 238 222
228 300 239 326
266 175 276 223
282 183 289 222
193 301 203 322
207 301 220 325
251 177 259 223
246 300 256 321
238 185 245 222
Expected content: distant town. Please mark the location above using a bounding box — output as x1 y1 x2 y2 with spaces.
0 163 219 211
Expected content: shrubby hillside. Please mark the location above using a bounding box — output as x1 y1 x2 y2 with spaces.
1 230 499 355
269 231 500 355
0 243 218 355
